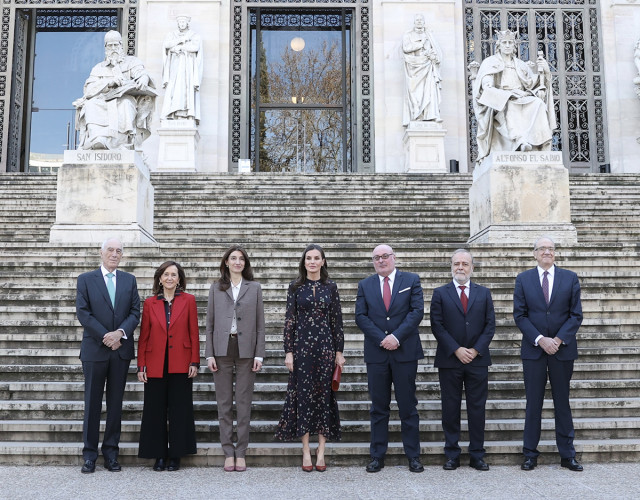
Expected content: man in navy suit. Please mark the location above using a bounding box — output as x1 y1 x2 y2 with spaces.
355 244 425 473
76 238 140 473
513 236 583 472
430 249 495 471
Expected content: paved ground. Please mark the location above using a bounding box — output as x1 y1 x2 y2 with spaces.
0 462 637 500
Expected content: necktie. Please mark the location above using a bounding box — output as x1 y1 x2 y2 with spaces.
383 276 391 311
106 272 116 307
542 271 550 305
459 285 468 314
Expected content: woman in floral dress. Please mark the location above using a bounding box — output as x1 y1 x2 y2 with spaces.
275 244 345 472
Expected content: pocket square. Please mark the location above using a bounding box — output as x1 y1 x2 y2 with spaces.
398 287 411 294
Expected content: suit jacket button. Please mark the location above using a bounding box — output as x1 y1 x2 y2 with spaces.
169 345 173 349
386 317 390 320
237 317 241 321
385 331 388 334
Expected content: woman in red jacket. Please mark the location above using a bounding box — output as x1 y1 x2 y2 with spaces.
137 261 200 472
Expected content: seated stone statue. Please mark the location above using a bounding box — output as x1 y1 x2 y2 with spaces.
73 30 156 150
472 30 556 162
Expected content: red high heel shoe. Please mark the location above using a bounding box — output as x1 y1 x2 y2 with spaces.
315 449 327 472
302 451 313 472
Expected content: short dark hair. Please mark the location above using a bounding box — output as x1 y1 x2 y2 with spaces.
152 261 187 295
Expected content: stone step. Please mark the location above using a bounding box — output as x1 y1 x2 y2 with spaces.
0 438 638 467
1 416 636 444
1 397 637 423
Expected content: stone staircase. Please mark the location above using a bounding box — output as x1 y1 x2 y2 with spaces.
0 172 639 467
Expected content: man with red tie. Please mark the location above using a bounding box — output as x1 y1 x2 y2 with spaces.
514 236 583 472
355 244 425 473
430 249 495 471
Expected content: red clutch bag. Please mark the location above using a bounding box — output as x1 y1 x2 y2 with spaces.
332 365 342 391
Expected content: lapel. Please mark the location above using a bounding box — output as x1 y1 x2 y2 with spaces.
388 270 404 311
368 274 386 311
532 266 551 308
548 265 560 307
236 281 250 303
170 294 187 328
466 281 478 312
446 281 465 315
94 268 113 311
151 296 168 329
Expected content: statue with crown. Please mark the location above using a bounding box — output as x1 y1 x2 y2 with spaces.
471 30 556 164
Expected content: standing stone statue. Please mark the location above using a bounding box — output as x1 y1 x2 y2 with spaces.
73 31 156 150
402 14 443 125
472 30 556 162
161 15 203 124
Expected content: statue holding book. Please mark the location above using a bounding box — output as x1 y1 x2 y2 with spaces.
73 30 156 150
472 30 556 162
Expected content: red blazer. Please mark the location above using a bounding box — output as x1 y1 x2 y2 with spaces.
137 292 200 378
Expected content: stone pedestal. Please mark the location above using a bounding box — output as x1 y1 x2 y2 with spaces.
468 151 578 245
156 119 200 171
403 121 447 173
49 150 156 245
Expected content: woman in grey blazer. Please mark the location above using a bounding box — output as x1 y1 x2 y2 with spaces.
205 245 265 472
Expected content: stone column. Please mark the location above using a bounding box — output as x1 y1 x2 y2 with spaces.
468 151 578 245
49 150 156 245
403 121 447 173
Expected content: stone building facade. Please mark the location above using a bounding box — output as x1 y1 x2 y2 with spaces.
1 0 639 175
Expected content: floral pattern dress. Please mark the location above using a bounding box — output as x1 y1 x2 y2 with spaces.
275 279 344 441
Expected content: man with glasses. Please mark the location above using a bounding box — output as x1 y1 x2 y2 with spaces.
355 244 425 473
513 236 583 472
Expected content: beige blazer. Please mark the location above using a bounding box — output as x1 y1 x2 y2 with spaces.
205 280 266 359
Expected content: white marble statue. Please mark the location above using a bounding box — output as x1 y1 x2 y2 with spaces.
161 15 203 123
402 14 442 125
73 31 156 151
472 30 556 162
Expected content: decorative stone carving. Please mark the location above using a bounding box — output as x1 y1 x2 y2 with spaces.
72 31 156 151
471 30 556 163
161 15 203 124
402 14 442 125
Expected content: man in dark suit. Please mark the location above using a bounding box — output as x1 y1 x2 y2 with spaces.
355 244 425 473
430 249 495 471
513 236 583 472
76 238 140 473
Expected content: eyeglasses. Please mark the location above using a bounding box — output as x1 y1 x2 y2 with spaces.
534 246 555 253
373 253 394 262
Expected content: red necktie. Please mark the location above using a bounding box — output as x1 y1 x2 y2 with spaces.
383 276 391 311
542 271 550 305
459 285 468 314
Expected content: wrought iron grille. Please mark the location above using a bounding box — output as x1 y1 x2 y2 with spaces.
464 0 606 172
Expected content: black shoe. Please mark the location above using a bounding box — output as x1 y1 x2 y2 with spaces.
560 457 583 472
153 458 166 472
443 458 460 470
81 460 95 474
365 458 384 473
104 458 121 472
521 458 537 471
408 457 424 473
469 458 490 471
167 458 180 471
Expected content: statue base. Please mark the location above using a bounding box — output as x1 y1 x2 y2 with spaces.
49 150 156 245
403 121 447 173
468 151 578 246
156 119 200 172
